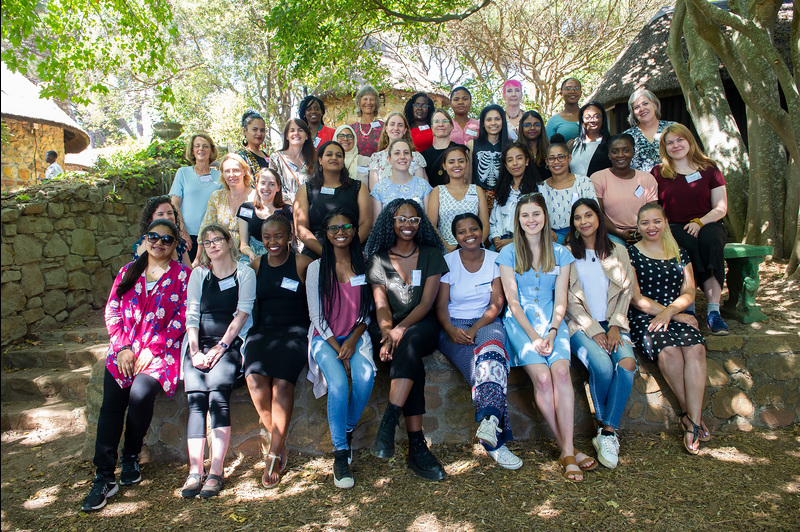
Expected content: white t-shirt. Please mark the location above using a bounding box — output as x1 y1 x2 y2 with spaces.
570 138 601 177
441 249 500 319
45 162 64 180
574 250 609 321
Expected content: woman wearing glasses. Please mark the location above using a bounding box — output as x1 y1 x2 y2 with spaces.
181 224 255 498
568 102 612 177
518 111 550 180
365 199 449 481
405 92 436 152
545 79 582 143
334 125 371 186
421 109 462 187
134 196 191 267
82 219 190 512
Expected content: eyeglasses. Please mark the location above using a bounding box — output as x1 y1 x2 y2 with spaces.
394 216 421 226
432 119 450 125
546 154 568 163
583 114 602 123
521 122 542 129
326 223 355 235
412 103 430 110
201 237 225 247
562 86 582 92
336 133 355 140
146 232 177 245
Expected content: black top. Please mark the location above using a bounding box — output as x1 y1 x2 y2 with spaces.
238 148 269 178
237 202 293 241
307 181 362 241
579 140 612 176
253 253 308 329
199 271 239 346
471 138 502 191
421 142 464 188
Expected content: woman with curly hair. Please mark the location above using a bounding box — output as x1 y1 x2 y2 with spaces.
134 196 191 267
404 92 436 152
269 118 316 204
299 95 336 148
490 143 541 252
365 199 448 481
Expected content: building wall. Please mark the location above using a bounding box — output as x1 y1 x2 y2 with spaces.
1 118 65 191
322 90 450 127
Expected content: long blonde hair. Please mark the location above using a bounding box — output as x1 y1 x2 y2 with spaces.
377 112 415 152
658 123 717 180
217 153 253 190
637 203 681 261
512 193 555 274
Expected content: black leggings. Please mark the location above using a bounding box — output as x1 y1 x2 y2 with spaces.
186 390 233 439
671 222 726 287
389 315 439 418
93 368 162 477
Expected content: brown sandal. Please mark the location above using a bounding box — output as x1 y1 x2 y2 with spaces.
560 455 583 481
575 450 598 471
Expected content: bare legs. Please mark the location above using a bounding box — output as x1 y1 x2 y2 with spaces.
657 344 707 451
247 374 295 484
703 276 722 305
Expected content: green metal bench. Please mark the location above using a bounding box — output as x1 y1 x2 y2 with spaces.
722 243 773 323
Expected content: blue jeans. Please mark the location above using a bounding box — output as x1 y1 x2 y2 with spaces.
311 333 375 451
570 321 636 430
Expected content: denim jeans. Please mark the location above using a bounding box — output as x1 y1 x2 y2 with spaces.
311 333 375 450
570 321 636 429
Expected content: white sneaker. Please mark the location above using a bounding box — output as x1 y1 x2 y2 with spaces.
592 431 620 469
476 415 501 447
487 445 523 470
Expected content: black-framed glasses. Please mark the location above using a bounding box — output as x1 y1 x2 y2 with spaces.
394 216 421 226
546 154 568 163
146 232 177 245
336 133 355 140
412 103 430 110
326 223 355 235
562 86 582 92
583 114 602 123
201 237 225 247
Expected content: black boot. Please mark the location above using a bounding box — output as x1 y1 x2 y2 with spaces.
407 430 446 481
346 430 354 464
371 403 401 459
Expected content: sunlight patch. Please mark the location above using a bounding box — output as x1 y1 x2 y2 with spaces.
22 485 61 509
446 459 477 476
702 446 768 465
529 498 562 518
405 513 476 531
781 476 799 493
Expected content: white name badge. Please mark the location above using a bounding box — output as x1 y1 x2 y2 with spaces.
370 121 381 128
418 125 430 131
357 166 369 174
411 269 422 287
350 274 366 287
199 173 213 183
320 186 336 195
465 192 478 199
313 137 321 148
466 129 478 137
219 277 237 291
654 132 661 143
634 185 645 198
239 207 254 218
685 172 702 183
475 281 492 294
281 277 299 292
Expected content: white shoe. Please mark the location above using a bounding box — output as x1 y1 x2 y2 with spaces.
476 415 501 447
487 445 523 470
592 430 620 469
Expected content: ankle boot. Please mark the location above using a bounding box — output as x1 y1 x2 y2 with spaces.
407 430 446 481
346 430 354 464
371 404 401 459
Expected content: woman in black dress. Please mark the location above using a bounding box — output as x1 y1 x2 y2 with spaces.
182 224 256 498
243 214 313 488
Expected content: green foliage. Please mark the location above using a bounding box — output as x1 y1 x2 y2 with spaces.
0 121 10 149
93 138 186 189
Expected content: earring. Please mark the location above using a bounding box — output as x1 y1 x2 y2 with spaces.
574 229 579 239
633 229 641 240
242 138 248 147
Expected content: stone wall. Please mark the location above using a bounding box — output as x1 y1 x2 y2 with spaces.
2 118 65 190
1 179 160 345
322 90 450 127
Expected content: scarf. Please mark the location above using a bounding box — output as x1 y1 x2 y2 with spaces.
334 124 360 176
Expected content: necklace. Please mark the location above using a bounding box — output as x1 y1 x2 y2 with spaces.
507 109 522 120
389 244 418 258
356 121 374 138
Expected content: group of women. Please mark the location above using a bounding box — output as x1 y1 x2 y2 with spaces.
82 81 730 510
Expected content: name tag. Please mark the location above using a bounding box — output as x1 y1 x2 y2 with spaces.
411 269 422 287
466 129 478 137
239 207 254 218
418 125 430 131
281 277 299 292
199 173 213 183
545 267 559 276
634 185 645 198
685 172 702 183
320 186 336 195
475 281 492 294
654 132 661 143
219 277 237 291
313 137 321 148
465 192 478 199
357 166 369 174
370 121 381 128
350 274 366 287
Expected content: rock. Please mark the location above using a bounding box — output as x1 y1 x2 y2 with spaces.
2 224 16 236
158 423 183 447
70 227 96 255
1 208 20 222
758 354 798 381
753 384 785 406
1 243 13 266
54 218 76 231
97 243 123 262
41 290 67 316
68 271 91 290
711 388 754 418
744 335 800 356
705 335 744 352
1 283 26 317
26 296 42 309
758 408 795 429
16 216 53 234
706 359 729 387
47 203 65 217
80 214 98 230
1 316 27 344
724 356 747 374
55 310 69 322
43 268 68 289
626 401 644 420
43 234 69 257
91 268 114 308
22 308 45 324
645 402 670 423
22 203 46 215
20 263 45 296
1 270 21 282
68 304 91 322
12 234 43 264
64 254 84 271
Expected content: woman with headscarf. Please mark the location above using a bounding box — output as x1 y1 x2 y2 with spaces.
334 125 371 187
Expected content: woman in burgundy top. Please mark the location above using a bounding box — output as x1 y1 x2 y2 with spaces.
404 92 435 152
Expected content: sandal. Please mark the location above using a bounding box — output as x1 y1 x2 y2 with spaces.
262 453 281 489
680 411 711 442
199 474 224 498
279 449 288 473
560 455 583 482
575 450 598 471
683 416 702 455
180 472 204 498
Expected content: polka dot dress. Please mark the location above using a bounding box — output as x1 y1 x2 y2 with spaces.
628 246 704 359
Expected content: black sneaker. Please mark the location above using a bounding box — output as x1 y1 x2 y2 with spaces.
332 450 354 489
81 475 118 511
120 455 141 486
407 432 446 481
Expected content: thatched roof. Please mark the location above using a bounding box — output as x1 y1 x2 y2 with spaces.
0 64 90 153
591 2 795 108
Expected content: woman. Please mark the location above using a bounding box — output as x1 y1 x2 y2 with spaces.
652 124 729 335
350 85 384 158
200 154 255 255
545 78 582 142
181 225 255 498
568 101 612 177
269 118 316 204
623 89 674 172
448 86 480 144
133 196 191 267
502 80 524 140
590 134 658 245
306 208 376 489
81 219 190 512
169 133 222 262
243 214 312 488
467 104 510 210
368 112 427 189
404 92 436 152
237 110 269 177
565 199 637 469
299 95 336 148
370 139 433 223
295 141 371 259
427 145 489 252
334 125 371 186
490 143 541 251
238 168 293 261
421 109 462 187
435 213 522 470
628 203 709 454
365 199 448 481
496 194 596 482
518 110 550 180
539 139 597 243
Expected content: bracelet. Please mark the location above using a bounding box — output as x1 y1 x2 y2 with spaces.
115 345 132 356
218 341 229 349
690 218 704 227
548 327 558 334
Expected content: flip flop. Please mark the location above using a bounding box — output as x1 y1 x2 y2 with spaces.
262 454 281 489
680 412 711 442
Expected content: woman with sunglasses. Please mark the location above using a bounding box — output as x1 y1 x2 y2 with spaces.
545 78 582 143
134 196 191 267
404 92 436 152
81 219 190 512
368 112 428 189
334 125 371 187
518 111 550 180
365 199 448 481
306 208 376 489
237 168 293 261
490 142 541 252
181 224 255 498
568 102 612 178
200 154 256 259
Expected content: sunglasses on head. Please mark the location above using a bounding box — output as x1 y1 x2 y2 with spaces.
146 232 177 245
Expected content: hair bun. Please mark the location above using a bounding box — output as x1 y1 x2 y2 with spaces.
549 133 566 144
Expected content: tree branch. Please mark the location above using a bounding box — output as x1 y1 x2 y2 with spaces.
370 0 492 24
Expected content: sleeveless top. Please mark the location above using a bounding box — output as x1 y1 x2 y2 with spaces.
237 201 293 242
307 181 362 241
253 254 308 329
199 271 239 344
471 138 502 191
437 184 480 246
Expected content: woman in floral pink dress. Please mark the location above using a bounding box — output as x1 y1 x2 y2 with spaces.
81 219 191 512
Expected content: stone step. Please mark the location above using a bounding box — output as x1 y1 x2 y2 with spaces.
29 322 108 346
1 400 86 433
1 343 107 371
1 367 92 403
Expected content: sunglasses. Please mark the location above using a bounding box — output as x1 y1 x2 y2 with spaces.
146 232 177 245
326 223 355 235
394 216 421 226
